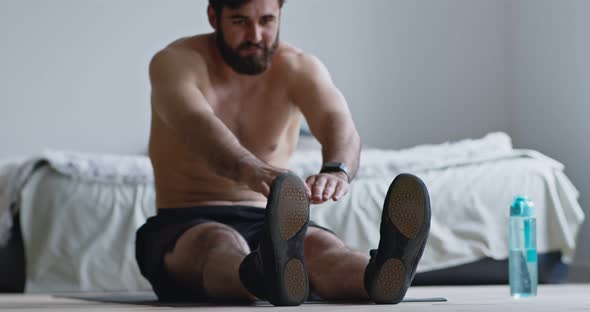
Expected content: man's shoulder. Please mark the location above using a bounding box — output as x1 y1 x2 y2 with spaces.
150 35 210 81
275 43 327 78
275 42 331 88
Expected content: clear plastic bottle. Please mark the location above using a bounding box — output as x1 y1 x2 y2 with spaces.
509 196 538 298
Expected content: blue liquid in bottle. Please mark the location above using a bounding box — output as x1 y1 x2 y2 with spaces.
509 196 538 298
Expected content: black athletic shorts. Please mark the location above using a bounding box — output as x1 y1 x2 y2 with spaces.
135 205 333 302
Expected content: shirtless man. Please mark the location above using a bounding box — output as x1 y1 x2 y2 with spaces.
135 0 431 306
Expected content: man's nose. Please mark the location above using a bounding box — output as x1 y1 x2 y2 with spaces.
245 23 263 43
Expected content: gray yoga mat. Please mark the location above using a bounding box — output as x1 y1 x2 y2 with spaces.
57 292 447 306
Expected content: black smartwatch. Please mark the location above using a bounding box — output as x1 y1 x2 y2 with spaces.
320 162 351 183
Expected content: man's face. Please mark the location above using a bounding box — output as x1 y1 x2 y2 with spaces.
215 0 281 75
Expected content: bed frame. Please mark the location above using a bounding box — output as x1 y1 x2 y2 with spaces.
0 214 569 293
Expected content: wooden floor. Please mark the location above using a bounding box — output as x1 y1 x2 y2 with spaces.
0 284 588 311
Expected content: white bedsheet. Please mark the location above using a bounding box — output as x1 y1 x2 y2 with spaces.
290 133 585 269
3 132 585 292
1 132 512 246
289 132 562 178
0 152 153 246
309 157 584 272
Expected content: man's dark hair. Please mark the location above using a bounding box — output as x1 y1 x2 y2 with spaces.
209 0 285 16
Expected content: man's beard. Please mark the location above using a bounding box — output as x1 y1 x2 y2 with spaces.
216 27 279 76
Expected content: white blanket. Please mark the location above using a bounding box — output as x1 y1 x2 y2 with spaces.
0 152 153 246
289 132 563 178
0 132 586 292
289 132 584 269
2 132 516 245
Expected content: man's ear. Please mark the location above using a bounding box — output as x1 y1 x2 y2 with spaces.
207 5 217 30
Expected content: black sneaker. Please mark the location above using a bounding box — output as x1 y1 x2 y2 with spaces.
364 173 431 304
239 173 310 306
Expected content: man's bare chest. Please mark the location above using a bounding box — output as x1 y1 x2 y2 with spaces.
201 85 298 151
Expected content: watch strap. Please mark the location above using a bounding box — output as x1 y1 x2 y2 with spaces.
320 162 351 183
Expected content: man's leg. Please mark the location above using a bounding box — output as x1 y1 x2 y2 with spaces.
305 174 431 303
163 222 255 301
239 173 311 306
364 173 431 304
304 227 370 300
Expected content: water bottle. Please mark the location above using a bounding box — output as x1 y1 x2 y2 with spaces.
509 196 538 298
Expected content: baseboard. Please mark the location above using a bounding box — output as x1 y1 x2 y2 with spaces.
568 265 590 282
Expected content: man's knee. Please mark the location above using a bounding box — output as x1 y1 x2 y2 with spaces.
165 223 249 276
304 227 345 260
178 222 249 255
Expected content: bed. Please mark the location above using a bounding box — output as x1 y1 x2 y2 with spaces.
0 132 585 293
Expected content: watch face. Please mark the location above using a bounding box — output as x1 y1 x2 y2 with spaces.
322 162 342 171
320 162 350 182
325 162 344 170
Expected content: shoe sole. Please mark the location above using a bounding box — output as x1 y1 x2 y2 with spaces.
264 173 310 306
370 174 431 304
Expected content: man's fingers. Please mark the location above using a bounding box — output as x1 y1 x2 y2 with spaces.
305 176 316 199
322 179 337 201
332 181 349 201
305 174 350 204
306 176 317 190
311 176 327 202
259 181 271 198
305 174 352 204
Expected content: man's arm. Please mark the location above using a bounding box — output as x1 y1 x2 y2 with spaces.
291 54 361 203
150 49 285 196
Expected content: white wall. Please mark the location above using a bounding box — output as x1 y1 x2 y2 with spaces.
0 0 509 157
509 0 590 280
0 0 209 157
2 0 585 277
282 0 509 149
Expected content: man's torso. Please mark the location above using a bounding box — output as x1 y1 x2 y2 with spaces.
149 34 304 209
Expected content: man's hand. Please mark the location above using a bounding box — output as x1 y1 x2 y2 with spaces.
237 156 292 197
306 172 349 204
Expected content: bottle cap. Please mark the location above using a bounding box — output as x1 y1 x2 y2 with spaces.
510 195 536 217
